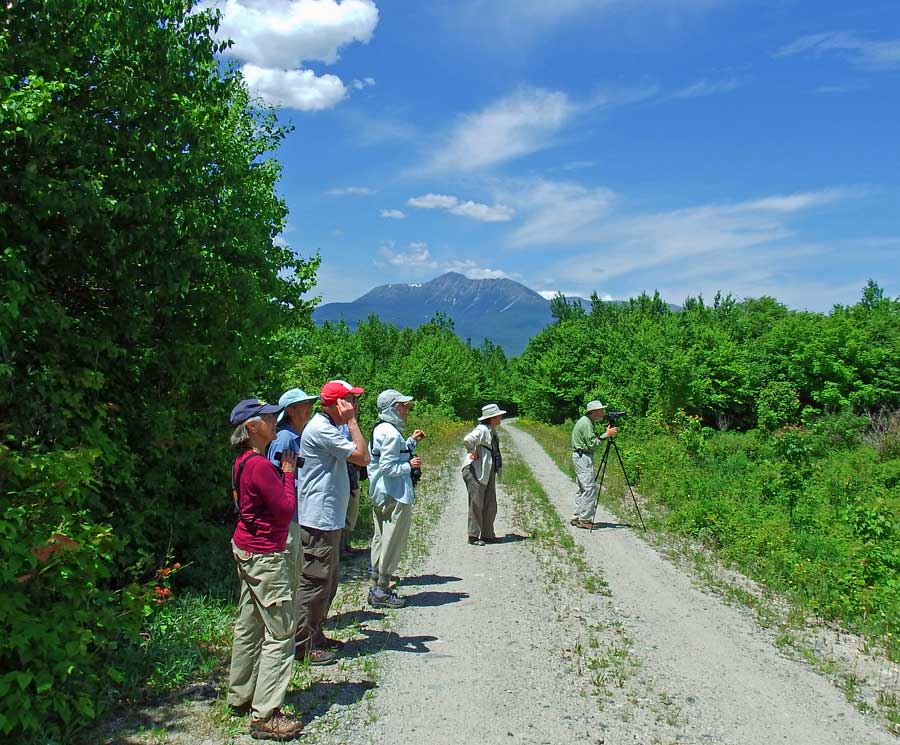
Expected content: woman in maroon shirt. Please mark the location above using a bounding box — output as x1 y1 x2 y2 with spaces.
225 398 303 741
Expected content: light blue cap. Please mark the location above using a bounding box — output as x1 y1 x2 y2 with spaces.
277 388 319 423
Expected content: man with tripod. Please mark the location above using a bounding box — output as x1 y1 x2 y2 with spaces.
571 400 618 529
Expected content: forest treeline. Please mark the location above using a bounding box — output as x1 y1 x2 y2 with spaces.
2 1 899 742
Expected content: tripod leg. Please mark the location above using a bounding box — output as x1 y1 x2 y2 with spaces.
611 440 646 530
589 441 612 534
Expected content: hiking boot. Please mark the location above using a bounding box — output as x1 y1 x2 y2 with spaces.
468 536 485 546
368 587 406 608
573 518 593 529
250 711 303 741
295 643 336 665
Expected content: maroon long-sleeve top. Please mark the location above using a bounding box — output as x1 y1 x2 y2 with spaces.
232 451 296 553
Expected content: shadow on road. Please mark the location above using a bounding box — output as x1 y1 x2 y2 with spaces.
589 521 631 531
403 590 470 608
345 629 438 655
399 573 462 586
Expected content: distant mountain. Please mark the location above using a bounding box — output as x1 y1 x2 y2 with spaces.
312 272 669 356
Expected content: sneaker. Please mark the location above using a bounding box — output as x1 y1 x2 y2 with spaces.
368 587 406 608
468 536 485 546
250 711 303 741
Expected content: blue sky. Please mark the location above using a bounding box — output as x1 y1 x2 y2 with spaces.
202 0 899 310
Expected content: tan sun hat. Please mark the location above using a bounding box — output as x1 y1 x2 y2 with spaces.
478 403 507 420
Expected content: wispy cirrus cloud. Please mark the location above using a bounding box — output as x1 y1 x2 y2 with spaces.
456 0 728 43
423 88 574 174
326 186 375 196
524 187 865 308
775 31 900 71
496 179 616 247
669 77 742 99
407 193 515 222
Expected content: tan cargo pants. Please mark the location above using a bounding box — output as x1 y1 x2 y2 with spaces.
463 466 497 541
226 541 295 722
370 497 413 588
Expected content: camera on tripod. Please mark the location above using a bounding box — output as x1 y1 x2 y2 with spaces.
606 410 626 424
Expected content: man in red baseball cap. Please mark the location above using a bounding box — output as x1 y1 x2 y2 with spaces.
294 380 369 664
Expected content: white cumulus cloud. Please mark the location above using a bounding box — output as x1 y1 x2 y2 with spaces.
380 209 407 219
376 242 438 270
202 0 379 68
407 193 514 222
241 64 346 110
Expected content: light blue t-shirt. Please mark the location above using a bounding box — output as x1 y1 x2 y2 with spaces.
267 425 303 521
297 413 356 531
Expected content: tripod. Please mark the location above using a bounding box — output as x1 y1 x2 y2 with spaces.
590 437 646 532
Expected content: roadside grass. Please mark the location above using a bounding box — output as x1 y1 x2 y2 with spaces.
501 437 608 595
94 418 466 743
501 431 687 727
514 416 900 734
501 434 650 714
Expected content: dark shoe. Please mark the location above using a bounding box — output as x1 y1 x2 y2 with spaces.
482 536 500 544
573 518 593 529
228 701 251 716
368 587 406 608
468 536 485 546
295 643 336 665
250 711 303 740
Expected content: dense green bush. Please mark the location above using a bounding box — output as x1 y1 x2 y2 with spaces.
0 1 315 740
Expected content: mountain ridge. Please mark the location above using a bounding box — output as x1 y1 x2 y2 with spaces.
312 272 669 356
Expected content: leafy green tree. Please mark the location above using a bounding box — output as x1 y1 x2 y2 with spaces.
1 1 316 738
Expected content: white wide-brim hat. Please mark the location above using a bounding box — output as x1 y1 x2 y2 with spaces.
478 403 507 420
585 400 606 413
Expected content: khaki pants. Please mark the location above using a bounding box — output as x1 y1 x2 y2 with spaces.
285 522 305 625
227 541 295 722
463 466 497 541
342 486 360 548
294 526 341 647
370 498 413 588
572 452 597 521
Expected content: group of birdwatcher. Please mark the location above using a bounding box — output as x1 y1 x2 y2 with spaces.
225 379 511 741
